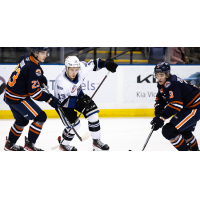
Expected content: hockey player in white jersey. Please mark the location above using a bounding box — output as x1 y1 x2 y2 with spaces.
54 56 118 151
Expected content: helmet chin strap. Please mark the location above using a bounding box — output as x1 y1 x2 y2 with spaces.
31 52 40 63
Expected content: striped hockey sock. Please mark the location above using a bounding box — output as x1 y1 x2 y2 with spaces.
170 134 188 151
61 128 75 145
185 135 199 151
8 123 24 144
28 122 43 143
88 120 101 139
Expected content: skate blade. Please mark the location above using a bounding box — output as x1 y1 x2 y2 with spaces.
93 145 109 151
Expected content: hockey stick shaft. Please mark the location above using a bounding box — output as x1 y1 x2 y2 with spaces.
0 83 6 95
142 125 155 151
42 84 84 142
65 71 110 136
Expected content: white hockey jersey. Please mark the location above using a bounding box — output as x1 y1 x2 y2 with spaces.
54 60 100 108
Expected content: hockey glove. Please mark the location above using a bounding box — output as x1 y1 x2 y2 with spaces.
47 95 60 109
40 75 48 88
76 95 91 108
150 115 165 131
104 59 118 73
154 104 165 116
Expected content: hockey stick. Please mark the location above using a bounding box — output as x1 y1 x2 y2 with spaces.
42 84 90 143
0 83 6 95
142 124 155 151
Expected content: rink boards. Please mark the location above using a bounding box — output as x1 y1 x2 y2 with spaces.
0 64 199 119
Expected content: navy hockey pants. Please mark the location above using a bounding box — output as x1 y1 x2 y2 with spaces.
8 98 43 121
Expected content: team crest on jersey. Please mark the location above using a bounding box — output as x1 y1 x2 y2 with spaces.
71 85 77 93
164 81 171 88
36 69 42 76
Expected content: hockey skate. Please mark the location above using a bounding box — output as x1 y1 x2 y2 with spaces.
187 143 199 151
93 139 109 151
58 136 77 151
24 136 44 151
4 137 24 151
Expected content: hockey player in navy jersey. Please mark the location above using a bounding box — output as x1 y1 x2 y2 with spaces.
151 62 199 151
54 56 118 151
4 47 60 151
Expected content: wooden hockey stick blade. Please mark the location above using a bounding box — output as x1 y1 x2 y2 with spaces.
51 145 59 150
81 132 90 141
0 83 6 95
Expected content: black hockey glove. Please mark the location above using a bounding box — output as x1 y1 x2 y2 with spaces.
150 115 165 131
76 95 91 108
47 95 60 109
104 59 118 73
40 75 48 88
154 104 165 116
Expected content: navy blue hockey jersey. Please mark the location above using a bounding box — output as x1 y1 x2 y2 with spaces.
155 74 200 119
4 53 50 104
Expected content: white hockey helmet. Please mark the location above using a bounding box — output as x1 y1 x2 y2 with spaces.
65 56 80 71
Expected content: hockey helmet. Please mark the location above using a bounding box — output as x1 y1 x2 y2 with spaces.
154 62 170 77
65 56 80 71
31 47 49 57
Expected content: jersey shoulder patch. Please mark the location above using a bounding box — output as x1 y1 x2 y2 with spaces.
164 81 171 88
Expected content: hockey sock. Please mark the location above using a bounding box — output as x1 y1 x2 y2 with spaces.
61 128 75 145
28 122 43 144
8 123 25 144
87 114 101 139
185 135 199 151
170 134 188 151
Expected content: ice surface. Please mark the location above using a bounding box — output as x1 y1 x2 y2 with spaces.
1 117 199 151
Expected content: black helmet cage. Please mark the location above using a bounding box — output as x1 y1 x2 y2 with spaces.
154 62 171 78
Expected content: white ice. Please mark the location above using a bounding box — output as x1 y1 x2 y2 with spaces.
1 117 200 151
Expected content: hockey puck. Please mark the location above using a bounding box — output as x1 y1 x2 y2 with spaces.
128 150 132 151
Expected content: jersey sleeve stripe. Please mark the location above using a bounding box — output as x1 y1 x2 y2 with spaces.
169 101 183 105
168 104 181 112
186 92 200 107
170 103 183 109
28 88 40 96
4 93 20 101
6 88 29 97
187 100 200 108
32 90 43 100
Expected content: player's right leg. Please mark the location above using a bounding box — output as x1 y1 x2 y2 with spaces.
162 108 200 151
4 106 29 151
56 107 80 151
77 98 109 151
181 124 199 151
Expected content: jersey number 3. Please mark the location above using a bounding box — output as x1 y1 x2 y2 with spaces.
8 64 20 87
169 91 174 99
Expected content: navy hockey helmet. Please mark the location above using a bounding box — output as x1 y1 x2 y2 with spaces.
154 62 171 77
31 47 50 57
